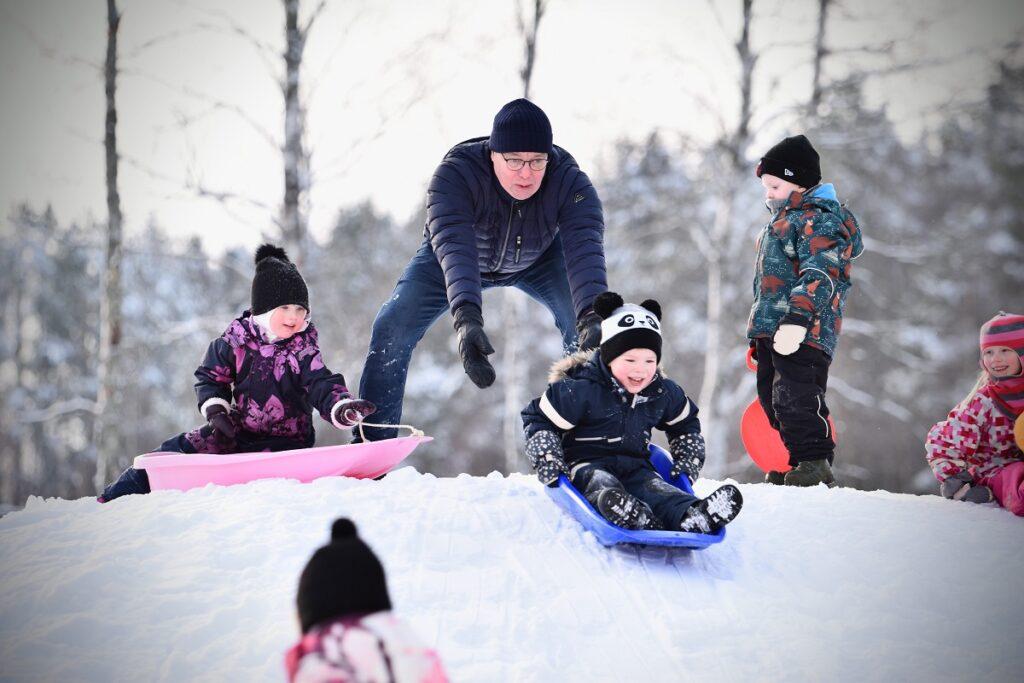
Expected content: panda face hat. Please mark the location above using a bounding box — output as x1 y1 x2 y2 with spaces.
592 291 663 366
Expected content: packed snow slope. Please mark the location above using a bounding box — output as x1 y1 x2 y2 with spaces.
1 468 1022 682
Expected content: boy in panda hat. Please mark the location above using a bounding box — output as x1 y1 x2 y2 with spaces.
521 292 743 533
98 244 376 501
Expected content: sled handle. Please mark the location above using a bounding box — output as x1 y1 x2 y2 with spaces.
746 346 757 372
356 421 426 441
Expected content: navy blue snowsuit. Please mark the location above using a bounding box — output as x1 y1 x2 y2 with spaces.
357 137 607 441
521 351 702 529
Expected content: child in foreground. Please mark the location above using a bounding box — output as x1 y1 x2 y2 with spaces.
287 518 448 682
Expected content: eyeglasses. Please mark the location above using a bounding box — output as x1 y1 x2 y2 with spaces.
500 155 548 172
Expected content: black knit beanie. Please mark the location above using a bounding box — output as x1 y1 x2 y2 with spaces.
296 518 392 634
755 134 821 189
489 98 553 154
251 244 309 316
593 291 663 366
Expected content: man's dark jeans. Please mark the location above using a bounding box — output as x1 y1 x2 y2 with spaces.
357 236 577 441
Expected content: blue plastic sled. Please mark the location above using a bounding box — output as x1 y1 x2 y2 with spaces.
545 444 726 549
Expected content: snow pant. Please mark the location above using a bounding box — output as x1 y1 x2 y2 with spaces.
356 235 578 442
755 338 834 466
570 455 698 530
980 461 1024 516
100 426 311 502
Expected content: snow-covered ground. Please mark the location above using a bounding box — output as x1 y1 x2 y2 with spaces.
1 468 1022 682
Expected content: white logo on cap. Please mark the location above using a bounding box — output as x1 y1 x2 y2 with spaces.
784 168 794 177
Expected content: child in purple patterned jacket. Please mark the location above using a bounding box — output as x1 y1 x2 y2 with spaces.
99 244 375 502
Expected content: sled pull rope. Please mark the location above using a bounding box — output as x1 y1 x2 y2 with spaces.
356 421 425 440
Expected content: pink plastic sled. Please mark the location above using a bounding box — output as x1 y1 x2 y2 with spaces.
134 436 431 492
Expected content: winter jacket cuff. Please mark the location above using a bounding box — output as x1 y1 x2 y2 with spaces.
329 397 356 430
780 311 813 329
452 303 483 330
200 397 231 418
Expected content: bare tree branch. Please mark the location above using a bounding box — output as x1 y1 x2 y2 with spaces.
122 69 279 148
3 10 102 71
301 0 329 36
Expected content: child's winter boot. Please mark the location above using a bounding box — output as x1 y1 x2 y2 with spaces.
98 467 151 502
764 470 786 485
783 459 836 487
679 484 743 533
595 489 662 530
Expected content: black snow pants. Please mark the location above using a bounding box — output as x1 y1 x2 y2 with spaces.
570 455 698 530
754 338 834 466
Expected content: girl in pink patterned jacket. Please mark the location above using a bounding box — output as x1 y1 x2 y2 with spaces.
286 518 448 683
925 312 1024 514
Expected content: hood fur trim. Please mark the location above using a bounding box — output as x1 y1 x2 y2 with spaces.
547 350 667 384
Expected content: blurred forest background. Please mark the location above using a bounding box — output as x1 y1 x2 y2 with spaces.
1 0 1022 506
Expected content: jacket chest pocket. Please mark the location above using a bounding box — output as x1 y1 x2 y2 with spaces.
574 435 623 443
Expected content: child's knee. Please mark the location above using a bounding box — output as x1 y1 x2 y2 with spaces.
572 466 621 495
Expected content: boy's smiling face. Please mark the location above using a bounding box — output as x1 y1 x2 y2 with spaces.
761 173 806 201
269 304 308 340
608 348 658 394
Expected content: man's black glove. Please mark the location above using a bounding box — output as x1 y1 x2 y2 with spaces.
576 309 602 351
205 404 237 440
453 304 496 388
525 429 569 487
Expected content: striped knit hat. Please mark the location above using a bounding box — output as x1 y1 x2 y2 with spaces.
979 312 1024 419
980 312 1024 363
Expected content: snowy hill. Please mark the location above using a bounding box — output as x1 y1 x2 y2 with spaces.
1 469 1022 682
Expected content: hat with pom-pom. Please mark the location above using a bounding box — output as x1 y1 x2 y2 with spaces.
251 243 309 315
296 518 392 633
592 291 663 366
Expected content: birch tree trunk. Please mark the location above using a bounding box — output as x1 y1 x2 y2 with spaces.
93 0 124 491
809 0 831 116
281 0 310 265
503 0 548 474
699 0 755 477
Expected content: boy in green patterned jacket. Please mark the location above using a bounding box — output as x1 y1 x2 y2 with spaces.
748 135 864 486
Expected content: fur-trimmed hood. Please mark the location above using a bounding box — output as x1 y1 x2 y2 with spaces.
547 349 667 385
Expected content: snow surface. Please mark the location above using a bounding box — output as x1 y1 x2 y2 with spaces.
1 469 1022 682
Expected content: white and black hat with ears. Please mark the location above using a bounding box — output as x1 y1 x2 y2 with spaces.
592 291 663 366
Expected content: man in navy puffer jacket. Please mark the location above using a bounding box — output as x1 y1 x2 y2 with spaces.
356 98 607 441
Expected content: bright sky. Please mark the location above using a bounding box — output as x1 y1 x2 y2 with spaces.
1 0 1021 255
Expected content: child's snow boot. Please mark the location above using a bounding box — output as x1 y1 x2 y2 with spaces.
679 484 743 534
595 489 662 530
764 470 786 485
783 459 836 487
99 467 151 502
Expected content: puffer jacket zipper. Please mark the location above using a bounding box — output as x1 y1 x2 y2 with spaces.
495 201 519 270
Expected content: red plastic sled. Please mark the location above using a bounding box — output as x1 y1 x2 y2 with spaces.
741 347 835 473
134 436 431 492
